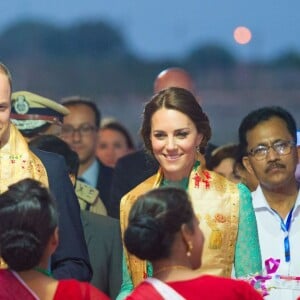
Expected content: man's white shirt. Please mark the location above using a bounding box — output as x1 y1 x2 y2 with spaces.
252 185 300 299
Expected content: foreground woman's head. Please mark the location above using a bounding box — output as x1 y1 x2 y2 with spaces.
124 187 204 269
0 178 58 271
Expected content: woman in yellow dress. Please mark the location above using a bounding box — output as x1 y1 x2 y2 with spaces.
117 87 261 299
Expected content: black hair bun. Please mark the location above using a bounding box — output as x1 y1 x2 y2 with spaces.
0 229 42 271
124 215 164 260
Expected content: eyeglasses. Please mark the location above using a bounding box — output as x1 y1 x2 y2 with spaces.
60 124 96 137
248 140 296 161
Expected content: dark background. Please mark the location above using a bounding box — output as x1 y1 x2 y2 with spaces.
1 20 299 146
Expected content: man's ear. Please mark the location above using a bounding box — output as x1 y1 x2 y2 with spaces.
243 156 255 175
297 145 300 163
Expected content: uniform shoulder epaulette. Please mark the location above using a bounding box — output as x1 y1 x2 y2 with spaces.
75 180 99 204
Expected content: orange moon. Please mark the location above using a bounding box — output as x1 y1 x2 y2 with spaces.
233 26 252 44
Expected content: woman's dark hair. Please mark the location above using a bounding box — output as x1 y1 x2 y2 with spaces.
100 120 135 149
206 143 239 170
124 187 194 261
140 87 211 155
0 178 58 271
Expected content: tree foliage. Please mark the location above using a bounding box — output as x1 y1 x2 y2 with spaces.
271 50 300 68
0 19 127 60
0 19 300 97
185 44 237 70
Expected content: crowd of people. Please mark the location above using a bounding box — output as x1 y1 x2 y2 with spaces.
0 61 300 300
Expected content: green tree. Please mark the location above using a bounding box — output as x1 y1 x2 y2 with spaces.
185 44 236 71
271 50 300 68
0 19 127 60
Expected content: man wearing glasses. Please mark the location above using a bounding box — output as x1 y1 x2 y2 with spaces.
61 97 113 212
238 106 300 300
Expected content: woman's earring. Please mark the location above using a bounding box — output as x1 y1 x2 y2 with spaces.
186 241 193 257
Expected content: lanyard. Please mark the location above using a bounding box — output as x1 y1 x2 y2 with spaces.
272 207 294 263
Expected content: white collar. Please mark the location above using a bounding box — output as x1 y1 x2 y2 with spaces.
81 158 98 187
252 185 300 215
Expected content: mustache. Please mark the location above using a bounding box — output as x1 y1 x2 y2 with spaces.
265 162 285 173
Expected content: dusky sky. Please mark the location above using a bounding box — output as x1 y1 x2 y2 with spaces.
1 0 299 61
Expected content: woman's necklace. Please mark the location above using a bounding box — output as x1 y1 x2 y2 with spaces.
33 266 53 277
153 265 190 276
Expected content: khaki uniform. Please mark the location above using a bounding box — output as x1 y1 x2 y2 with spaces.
76 180 107 216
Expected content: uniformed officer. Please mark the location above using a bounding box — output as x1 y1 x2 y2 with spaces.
10 90 69 139
11 91 107 216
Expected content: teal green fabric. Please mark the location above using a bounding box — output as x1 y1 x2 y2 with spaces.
161 177 189 190
117 255 153 300
116 254 133 300
234 183 262 277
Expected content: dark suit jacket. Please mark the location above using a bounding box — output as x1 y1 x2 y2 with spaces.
108 150 159 218
31 148 92 281
96 159 114 213
81 210 122 299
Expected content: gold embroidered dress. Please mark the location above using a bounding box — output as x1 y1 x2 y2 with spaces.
0 123 48 268
117 158 261 299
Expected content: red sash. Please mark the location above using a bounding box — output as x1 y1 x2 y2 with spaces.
0 269 38 299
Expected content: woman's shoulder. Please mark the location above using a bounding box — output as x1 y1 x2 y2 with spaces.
125 281 164 300
210 170 237 189
121 174 158 206
55 279 109 299
168 275 262 299
190 168 239 196
201 276 263 299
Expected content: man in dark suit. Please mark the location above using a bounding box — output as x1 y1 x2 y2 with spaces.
0 63 92 281
31 148 93 280
109 67 217 219
61 97 113 211
81 211 122 299
29 134 122 299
